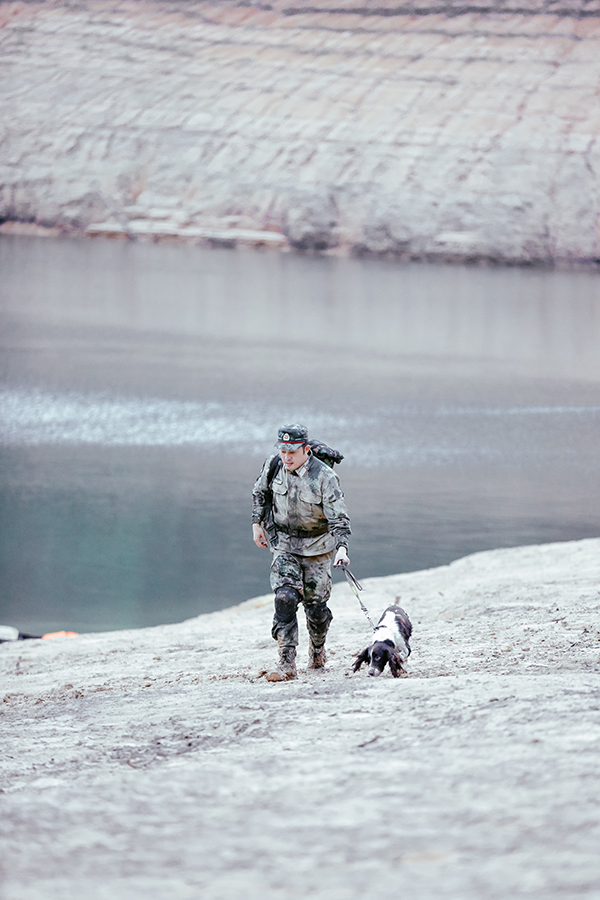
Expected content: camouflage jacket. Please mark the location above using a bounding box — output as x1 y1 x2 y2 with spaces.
252 452 351 557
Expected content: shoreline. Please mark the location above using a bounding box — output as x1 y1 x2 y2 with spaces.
2 537 600 899
4 224 600 271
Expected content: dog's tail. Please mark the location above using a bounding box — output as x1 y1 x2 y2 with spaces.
392 602 413 642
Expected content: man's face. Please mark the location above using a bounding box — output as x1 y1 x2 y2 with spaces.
280 444 310 471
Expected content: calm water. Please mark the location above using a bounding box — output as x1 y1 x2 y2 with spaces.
1 235 600 633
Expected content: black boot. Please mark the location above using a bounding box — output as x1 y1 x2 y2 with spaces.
268 586 301 681
305 601 332 670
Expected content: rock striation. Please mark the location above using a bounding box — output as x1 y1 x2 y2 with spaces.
2 537 600 899
1 0 600 262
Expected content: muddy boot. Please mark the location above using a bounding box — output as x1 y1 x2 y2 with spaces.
308 637 327 670
266 645 297 682
305 600 332 669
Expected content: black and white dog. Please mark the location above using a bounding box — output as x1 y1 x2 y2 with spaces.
353 605 412 678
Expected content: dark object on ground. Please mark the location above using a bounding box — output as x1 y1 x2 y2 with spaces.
0 626 42 643
0 626 78 644
353 605 412 677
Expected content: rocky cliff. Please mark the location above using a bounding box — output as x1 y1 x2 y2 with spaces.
1 0 600 262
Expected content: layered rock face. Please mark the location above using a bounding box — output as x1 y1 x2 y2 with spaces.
1 0 600 262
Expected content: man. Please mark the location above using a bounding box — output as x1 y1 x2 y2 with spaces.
252 424 351 681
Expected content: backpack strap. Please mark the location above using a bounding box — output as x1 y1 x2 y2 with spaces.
267 454 283 487
262 455 283 546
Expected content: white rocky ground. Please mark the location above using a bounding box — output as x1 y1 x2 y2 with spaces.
2 538 600 900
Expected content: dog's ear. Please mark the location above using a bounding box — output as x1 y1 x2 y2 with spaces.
388 651 404 678
353 647 370 672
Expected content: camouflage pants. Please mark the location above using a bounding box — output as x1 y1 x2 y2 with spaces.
270 550 334 650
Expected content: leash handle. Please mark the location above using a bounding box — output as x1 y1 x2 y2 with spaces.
336 560 362 591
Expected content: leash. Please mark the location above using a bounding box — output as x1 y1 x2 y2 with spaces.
337 561 375 631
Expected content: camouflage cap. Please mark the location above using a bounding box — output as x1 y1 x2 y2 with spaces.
276 424 309 450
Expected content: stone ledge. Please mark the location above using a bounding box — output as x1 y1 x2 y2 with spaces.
86 220 288 245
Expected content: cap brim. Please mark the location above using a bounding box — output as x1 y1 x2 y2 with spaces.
275 441 306 451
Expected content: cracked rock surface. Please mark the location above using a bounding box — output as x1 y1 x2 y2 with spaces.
1 0 600 261
2 537 600 899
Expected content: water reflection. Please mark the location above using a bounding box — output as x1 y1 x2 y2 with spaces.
1 235 599 632
3 237 600 381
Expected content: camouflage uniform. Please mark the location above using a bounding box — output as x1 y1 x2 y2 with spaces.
252 450 351 658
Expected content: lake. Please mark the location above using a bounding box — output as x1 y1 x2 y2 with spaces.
1 234 599 633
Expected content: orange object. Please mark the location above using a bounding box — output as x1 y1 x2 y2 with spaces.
41 631 79 640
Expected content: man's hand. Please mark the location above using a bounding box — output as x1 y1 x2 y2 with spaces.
334 546 349 567
253 523 269 549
